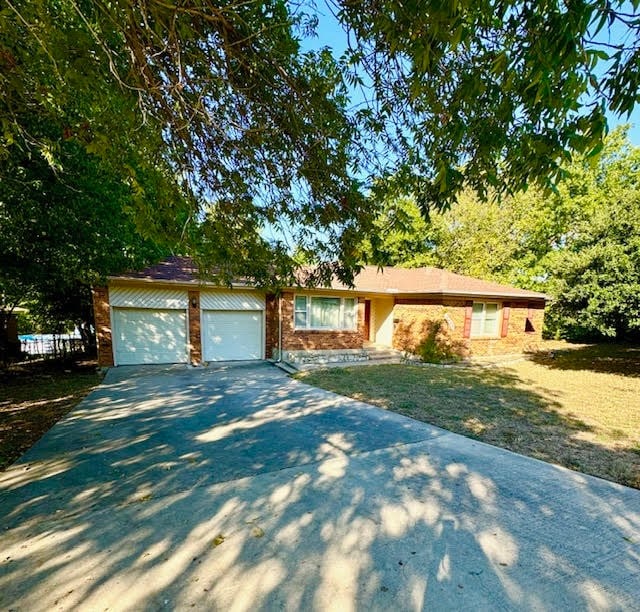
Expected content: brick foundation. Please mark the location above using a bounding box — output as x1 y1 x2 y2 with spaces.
92 286 114 367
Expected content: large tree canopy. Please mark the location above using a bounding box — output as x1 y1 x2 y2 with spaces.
1 1 640 286
545 130 640 340
0 118 169 342
340 0 640 203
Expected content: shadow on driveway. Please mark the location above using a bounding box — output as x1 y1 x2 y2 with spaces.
1 362 639 610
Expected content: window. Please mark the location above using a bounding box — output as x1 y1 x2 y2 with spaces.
310 297 341 329
343 298 356 329
294 296 307 328
471 302 499 337
294 296 357 330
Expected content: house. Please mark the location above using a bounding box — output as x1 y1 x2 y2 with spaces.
93 256 547 367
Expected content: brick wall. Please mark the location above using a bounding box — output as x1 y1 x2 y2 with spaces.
265 293 278 359
280 291 365 351
392 298 545 356
92 286 114 367
392 300 469 356
470 300 545 356
188 290 202 365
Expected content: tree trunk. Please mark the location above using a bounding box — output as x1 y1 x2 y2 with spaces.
78 320 96 356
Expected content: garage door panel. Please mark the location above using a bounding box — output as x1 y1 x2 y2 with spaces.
203 311 262 361
114 309 187 365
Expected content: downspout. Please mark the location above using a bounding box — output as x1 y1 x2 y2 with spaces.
277 293 283 362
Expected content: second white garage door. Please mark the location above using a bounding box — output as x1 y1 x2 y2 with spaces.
202 310 263 361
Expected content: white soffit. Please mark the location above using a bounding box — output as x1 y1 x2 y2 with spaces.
200 290 264 311
109 286 188 309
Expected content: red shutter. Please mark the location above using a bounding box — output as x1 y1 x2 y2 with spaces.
501 302 511 337
463 301 473 338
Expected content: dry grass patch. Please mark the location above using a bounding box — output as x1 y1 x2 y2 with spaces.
0 360 103 470
297 343 640 489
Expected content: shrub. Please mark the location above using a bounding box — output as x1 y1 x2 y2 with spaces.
415 320 465 364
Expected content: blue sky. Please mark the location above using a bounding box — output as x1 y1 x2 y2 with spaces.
303 5 640 144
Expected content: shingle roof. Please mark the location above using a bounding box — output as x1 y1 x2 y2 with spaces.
110 256 198 282
110 257 546 300
333 266 547 300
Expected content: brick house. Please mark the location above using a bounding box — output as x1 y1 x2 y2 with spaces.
93 257 547 367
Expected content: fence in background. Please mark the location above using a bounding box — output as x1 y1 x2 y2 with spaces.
19 334 84 359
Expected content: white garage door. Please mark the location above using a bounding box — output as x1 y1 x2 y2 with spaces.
113 308 188 365
202 310 262 361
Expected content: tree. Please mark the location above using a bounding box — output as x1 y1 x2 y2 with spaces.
0 0 366 286
361 189 554 290
0 122 169 354
360 195 436 268
340 0 640 206
2 1 640 284
545 131 640 340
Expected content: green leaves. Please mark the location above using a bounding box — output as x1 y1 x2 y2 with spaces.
0 121 169 330
545 132 640 340
1 0 640 288
341 0 639 210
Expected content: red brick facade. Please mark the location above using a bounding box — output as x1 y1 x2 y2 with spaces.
275 291 365 351
264 292 545 356
188 290 202 365
92 286 114 367
393 298 545 356
393 299 468 355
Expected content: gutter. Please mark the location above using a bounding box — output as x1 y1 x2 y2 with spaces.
277 286 548 301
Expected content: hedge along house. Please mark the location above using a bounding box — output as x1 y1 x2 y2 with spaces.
93 257 547 367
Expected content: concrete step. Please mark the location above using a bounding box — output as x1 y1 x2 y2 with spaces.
367 348 402 361
270 360 299 374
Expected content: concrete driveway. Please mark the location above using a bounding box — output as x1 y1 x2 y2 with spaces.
1 363 639 611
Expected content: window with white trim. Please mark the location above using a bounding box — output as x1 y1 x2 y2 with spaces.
294 295 357 330
471 302 500 337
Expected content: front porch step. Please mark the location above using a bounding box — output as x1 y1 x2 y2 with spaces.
279 347 403 371
366 347 403 362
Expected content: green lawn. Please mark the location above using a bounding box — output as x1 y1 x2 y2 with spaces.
0 360 103 470
297 343 640 489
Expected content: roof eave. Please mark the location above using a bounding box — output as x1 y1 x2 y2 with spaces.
353 289 548 300
106 277 548 300
287 287 547 300
435 289 548 300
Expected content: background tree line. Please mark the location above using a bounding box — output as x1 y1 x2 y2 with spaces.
361 128 640 341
